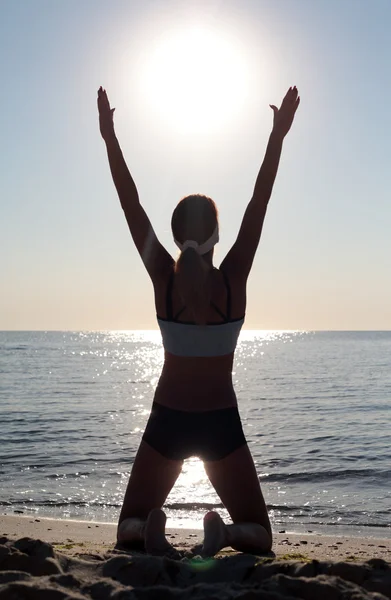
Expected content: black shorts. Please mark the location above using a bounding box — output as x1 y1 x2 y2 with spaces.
142 402 247 461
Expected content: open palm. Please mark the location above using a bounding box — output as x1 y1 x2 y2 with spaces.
270 86 300 138
97 87 115 140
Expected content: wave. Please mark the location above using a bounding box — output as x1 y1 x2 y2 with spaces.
2 499 389 516
1 457 131 468
2 498 390 530
0 500 121 508
260 468 391 483
1 345 28 351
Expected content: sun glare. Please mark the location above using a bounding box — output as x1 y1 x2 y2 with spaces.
139 27 250 134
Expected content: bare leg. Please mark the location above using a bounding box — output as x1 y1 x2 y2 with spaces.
203 444 272 556
117 440 183 554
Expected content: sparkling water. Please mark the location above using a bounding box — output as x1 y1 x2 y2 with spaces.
1 330 390 536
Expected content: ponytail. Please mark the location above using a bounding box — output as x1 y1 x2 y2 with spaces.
171 194 218 324
175 247 212 325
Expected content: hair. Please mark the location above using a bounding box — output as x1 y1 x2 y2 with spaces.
171 194 218 325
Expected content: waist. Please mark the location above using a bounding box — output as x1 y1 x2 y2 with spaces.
155 357 236 411
163 350 234 374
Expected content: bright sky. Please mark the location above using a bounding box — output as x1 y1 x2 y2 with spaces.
1 0 390 331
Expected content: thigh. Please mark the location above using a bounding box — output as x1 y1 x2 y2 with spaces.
204 444 271 536
119 440 183 523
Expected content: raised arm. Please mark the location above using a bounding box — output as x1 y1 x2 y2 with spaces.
220 86 300 280
97 87 174 281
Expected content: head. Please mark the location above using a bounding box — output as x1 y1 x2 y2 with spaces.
171 194 219 324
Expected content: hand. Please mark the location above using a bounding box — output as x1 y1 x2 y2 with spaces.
270 86 300 138
97 86 115 141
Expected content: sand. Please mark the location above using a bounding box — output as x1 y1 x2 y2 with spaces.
1 515 390 599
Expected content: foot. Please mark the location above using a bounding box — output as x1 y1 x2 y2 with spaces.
145 508 180 558
117 517 145 546
202 511 229 557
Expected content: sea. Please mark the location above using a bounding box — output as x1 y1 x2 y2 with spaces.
0 330 390 538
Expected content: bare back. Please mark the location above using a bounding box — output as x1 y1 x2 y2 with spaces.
153 266 246 411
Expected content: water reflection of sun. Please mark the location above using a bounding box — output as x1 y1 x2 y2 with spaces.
165 457 219 528
178 457 208 490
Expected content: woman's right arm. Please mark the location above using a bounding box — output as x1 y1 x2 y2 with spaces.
98 87 174 281
220 86 300 281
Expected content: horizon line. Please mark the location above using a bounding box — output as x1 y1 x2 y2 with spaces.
1 329 390 333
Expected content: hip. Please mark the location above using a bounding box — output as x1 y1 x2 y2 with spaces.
142 402 246 461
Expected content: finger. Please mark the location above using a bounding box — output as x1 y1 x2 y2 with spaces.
280 87 293 109
97 93 107 111
294 96 300 111
97 87 108 109
269 104 278 114
102 91 111 111
98 87 107 103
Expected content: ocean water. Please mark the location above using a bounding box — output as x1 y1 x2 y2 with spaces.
0 330 390 537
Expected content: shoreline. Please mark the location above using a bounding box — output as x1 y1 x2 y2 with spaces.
1 514 391 562
3 511 390 540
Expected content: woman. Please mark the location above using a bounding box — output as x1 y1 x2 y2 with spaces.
97 85 299 556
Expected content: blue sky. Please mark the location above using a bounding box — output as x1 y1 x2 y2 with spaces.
1 0 390 330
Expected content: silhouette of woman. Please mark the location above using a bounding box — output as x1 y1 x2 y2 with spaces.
97 85 299 556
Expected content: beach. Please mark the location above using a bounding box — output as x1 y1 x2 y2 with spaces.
2 331 390 534
1 515 390 599
2 331 391 597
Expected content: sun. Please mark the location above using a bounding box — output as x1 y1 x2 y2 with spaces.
139 26 250 134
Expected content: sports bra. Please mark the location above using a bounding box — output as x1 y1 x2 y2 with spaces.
157 269 245 357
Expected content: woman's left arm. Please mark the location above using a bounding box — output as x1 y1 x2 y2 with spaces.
98 87 174 281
